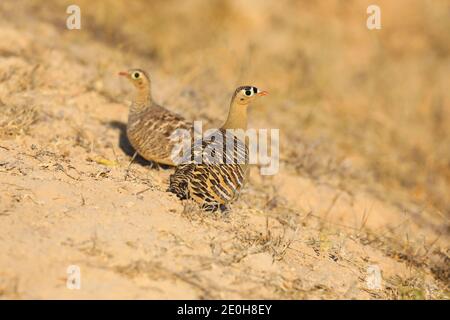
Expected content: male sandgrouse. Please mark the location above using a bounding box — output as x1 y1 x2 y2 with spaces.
119 69 192 167
168 86 268 211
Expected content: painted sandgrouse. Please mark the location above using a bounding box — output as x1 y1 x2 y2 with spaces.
119 69 192 167
168 86 268 211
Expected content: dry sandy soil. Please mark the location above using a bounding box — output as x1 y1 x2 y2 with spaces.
0 1 449 299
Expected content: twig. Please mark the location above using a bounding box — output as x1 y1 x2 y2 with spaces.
135 187 152 196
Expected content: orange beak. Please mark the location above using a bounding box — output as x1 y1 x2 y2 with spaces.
258 91 269 96
118 71 128 77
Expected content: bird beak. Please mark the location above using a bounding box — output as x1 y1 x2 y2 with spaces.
257 91 269 96
118 71 128 77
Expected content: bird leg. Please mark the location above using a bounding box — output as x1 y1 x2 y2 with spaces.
124 151 138 180
219 204 231 215
148 160 161 171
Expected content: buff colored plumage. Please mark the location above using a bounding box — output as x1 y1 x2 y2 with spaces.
119 69 191 166
168 86 268 211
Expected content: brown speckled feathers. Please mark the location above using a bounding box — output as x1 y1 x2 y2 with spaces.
127 103 191 166
120 69 192 166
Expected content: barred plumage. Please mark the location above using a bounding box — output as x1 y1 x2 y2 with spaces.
169 128 248 210
168 86 268 211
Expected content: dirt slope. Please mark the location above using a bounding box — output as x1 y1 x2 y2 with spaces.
0 1 448 299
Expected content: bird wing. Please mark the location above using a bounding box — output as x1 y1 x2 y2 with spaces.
127 104 192 165
169 129 249 206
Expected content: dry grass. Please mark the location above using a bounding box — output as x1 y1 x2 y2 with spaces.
1 0 448 299
385 274 447 300
0 103 39 139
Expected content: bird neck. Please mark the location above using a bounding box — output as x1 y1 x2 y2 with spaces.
222 100 248 130
131 85 152 113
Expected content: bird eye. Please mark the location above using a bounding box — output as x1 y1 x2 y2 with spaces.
132 72 140 79
245 90 252 96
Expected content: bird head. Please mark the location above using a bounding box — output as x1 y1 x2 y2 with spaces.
233 86 268 105
118 69 150 89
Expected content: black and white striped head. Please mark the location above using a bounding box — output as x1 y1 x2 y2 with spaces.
233 86 268 105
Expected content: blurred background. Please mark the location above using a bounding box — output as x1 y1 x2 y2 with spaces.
24 0 450 216
0 0 448 299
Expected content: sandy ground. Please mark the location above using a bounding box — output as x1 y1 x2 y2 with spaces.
0 1 449 299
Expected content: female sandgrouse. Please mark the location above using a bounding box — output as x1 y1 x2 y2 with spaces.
119 69 192 167
168 86 268 211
